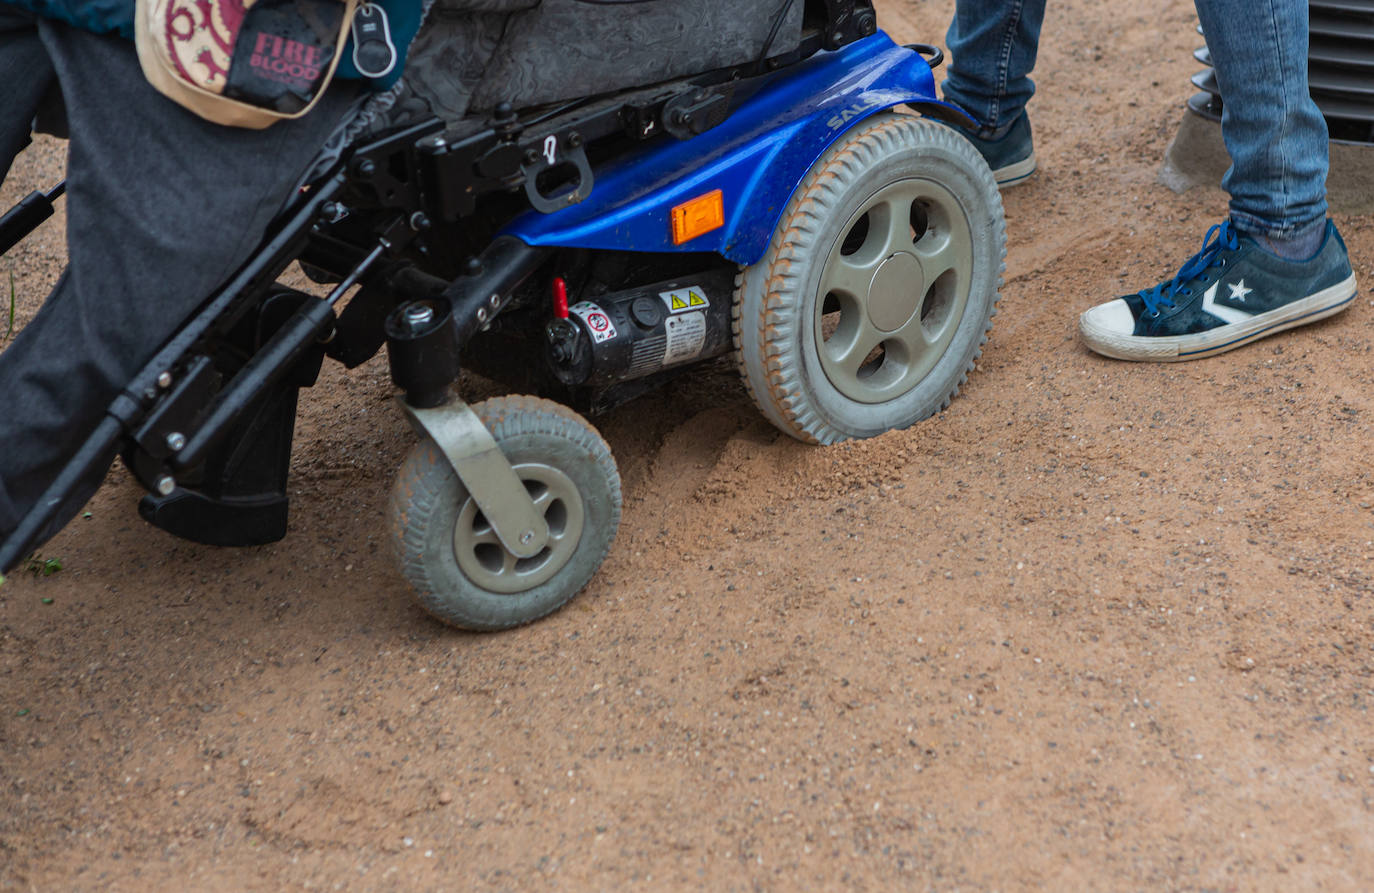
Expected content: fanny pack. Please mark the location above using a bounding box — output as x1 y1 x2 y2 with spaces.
134 0 372 129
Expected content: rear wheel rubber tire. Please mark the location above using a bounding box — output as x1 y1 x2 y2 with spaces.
734 112 1007 444
389 395 621 631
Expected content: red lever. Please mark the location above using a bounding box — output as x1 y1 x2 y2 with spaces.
552 276 569 319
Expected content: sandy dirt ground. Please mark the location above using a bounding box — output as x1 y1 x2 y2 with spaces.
3 1 1374 889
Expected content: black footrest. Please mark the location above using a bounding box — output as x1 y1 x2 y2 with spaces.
138 488 288 547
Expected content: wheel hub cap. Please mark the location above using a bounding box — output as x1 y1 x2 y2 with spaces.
452 462 584 595
814 178 974 405
866 252 924 332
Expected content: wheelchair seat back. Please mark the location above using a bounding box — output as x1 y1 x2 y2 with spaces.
405 0 804 123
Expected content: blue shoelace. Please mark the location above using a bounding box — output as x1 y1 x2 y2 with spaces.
1138 221 1240 316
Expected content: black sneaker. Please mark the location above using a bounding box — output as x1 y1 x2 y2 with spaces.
1078 220 1357 362
947 112 1036 188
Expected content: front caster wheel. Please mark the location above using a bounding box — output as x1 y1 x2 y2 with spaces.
389 395 622 631
734 112 1007 444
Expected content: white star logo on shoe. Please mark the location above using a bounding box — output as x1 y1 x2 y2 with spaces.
1228 280 1253 303
1201 281 1253 325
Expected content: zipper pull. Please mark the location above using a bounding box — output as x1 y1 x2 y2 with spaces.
351 1 397 79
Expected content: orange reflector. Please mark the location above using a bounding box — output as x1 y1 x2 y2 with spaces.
671 189 725 245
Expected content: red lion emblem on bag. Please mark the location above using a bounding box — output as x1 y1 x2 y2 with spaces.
161 0 248 91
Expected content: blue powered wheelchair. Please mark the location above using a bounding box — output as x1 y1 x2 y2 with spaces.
0 0 1005 629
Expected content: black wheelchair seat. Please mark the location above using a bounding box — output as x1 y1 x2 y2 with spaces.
404 0 803 123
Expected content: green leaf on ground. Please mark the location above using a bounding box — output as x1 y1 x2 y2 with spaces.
25 554 63 577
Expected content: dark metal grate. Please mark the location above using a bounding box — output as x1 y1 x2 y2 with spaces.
1188 0 1374 144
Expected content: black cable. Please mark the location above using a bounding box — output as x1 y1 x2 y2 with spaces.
755 0 798 75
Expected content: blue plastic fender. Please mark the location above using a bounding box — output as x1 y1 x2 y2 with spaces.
500 32 970 267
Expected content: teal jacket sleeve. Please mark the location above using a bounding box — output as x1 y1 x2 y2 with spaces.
6 0 136 37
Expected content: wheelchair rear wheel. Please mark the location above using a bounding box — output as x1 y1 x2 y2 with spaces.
733 112 1006 444
389 396 622 631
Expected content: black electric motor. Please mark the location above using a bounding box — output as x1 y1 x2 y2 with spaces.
545 265 738 389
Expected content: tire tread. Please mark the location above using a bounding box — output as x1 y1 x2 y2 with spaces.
732 113 1007 444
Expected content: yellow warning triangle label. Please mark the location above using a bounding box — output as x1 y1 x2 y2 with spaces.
688 291 707 307
671 295 688 311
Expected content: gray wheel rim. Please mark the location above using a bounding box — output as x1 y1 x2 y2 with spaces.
451 462 585 594
815 178 974 404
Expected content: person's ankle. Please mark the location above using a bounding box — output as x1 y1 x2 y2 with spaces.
983 116 1019 142
1242 218 1327 262
960 114 1021 143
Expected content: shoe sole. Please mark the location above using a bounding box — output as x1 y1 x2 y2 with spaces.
1079 273 1358 362
992 153 1037 188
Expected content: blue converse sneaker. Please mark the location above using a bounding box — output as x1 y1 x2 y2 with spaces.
948 112 1037 188
1078 220 1357 362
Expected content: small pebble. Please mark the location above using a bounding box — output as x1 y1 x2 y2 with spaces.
438 791 453 805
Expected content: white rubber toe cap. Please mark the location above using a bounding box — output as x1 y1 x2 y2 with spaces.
1079 298 1137 337
1071 295 1181 357
1078 297 1177 361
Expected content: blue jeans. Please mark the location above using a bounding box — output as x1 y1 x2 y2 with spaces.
941 0 1330 238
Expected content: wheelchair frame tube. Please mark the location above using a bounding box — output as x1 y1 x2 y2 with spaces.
444 236 553 347
0 416 123 577
0 181 65 258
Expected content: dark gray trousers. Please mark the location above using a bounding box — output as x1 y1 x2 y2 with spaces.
0 7 357 549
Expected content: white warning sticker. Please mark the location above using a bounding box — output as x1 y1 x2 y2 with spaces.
569 301 618 344
659 286 710 314
663 310 706 365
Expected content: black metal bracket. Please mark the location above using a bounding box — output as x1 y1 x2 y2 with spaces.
663 87 734 140
521 133 594 213
816 0 877 51
339 118 444 212
130 355 219 465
